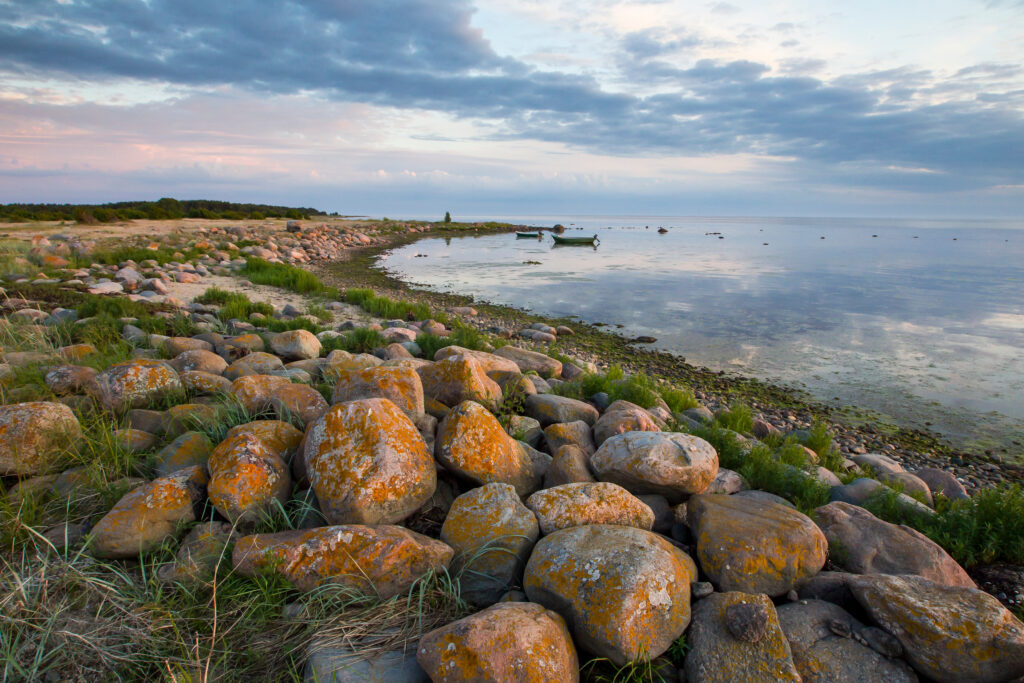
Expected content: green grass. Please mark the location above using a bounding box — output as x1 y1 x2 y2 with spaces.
195 287 274 321
713 402 754 434
344 288 431 320
321 328 386 355
306 303 333 322
551 366 696 414
243 258 336 295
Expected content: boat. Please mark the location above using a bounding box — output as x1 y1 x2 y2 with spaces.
516 231 541 238
552 234 600 245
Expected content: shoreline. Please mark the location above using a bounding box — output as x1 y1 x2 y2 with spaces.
312 223 1023 481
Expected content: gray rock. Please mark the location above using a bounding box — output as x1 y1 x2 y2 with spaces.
305 637 428 682
726 602 770 642
912 467 970 501
851 452 904 475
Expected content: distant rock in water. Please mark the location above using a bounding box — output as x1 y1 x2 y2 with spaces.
631 335 657 344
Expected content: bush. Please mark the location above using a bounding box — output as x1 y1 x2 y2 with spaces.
714 402 753 434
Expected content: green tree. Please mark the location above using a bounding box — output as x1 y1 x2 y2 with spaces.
444 211 451 223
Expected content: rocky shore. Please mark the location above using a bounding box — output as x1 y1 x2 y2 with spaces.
1 217 1023 681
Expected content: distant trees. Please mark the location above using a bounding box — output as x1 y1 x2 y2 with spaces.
444 211 452 223
0 199 324 223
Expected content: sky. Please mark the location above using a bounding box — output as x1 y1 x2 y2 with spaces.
1 0 1022 218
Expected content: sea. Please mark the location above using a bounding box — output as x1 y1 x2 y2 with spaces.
378 215 1024 455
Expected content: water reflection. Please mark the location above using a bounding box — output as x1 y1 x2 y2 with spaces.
382 217 1024 450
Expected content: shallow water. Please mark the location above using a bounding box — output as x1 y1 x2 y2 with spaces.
381 216 1024 454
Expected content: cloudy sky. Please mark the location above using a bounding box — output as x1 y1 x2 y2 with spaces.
1 0 1022 218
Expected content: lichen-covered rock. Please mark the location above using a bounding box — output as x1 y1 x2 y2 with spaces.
56 343 97 362
157 521 235 584
305 399 435 525
689 493 827 597
92 359 183 413
850 573 1024 683
440 483 540 606
685 592 801 683
155 431 214 476
222 333 265 359
331 365 425 417
225 420 304 458
232 524 453 597
164 402 219 437
181 370 233 395
814 501 974 588
90 466 207 559
493 346 563 378
417 356 502 410
322 349 383 381
524 524 695 665
592 400 662 446
115 428 159 453
525 394 599 427
591 431 719 503
877 471 934 505
269 382 329 427
44 364 98 396
544 445 596 488
169 348 228 375
230 374 291 414
434 346 520 374
270 329 321 361
436 400 539 496
163 337 214 356
224 352 285 380
0 401 82 475
417 602 578 682
526 482 654 535
543 420 596 455
776 599 918 683
207 433 291 524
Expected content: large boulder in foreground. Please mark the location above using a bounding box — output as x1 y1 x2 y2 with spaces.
441 483 539 606
434 346 520 374
591 431 718 503
305 399 435 526
436 401 539 496
417 356 502 409
232 525 453 598
689 493 827 597
850 574 1024 683
814 501 974 588
417 602 578 682
91 359 182 413
685 592 801 683
525 482 654 535
0 401 81 475
776 598 918 683
524 524 695 665
90 466 207 559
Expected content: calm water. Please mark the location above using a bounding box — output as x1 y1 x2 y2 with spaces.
380 216 1024 453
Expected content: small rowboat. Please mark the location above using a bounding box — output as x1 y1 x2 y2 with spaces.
516 231 541 238
552 234 599 245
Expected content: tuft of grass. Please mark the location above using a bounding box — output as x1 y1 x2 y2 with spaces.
196 287 274 322
714 402 753 434
321 328 386 355
415 332 447 360
306 304 333 323
344 288 431 321
243 258 336 296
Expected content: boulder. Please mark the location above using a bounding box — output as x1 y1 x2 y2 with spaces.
417 602 578 682
207 433 291 524
829 478 934 516
814 502 974 587
524 524 695 665
776 599 918 683
525 394 599 427
180 370 233 395
526 482 654 535
92 359 183 413
305 636 428 683
163 337 213 356
705 468 749 494
230 374 291 414
685 592 801 683
590 431 719 503
232 525 453 598
322 350 383 381
417 356 502 410
852 452 904 475
913 467 970 501
435 401 539 496
269 383 329 427
224 352 285 380
544 445 596 488
164 402 218 437
305 399 435 526
44 365 99 395
0 401 82 475
543 420 595 455
90 466 207 559
850 574 1024 682
115 428 159 453
492 346 562 378
441 483 540 606
592 400 661 447
169 349 227 375
331 365 425 417
434 346 520 374
157 521 235 584
270 329 321 361
689 493 827 597
877 471 934 505
225 420 304 458
155 431 214 476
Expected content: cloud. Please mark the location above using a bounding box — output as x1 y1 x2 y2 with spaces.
0 0 1022 200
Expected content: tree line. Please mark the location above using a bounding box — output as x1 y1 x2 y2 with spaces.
0 198 323 223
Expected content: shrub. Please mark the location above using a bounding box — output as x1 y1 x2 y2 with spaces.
714 402 753 434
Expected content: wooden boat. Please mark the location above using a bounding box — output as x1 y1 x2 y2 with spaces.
552 234 599 245
516 231 541 238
